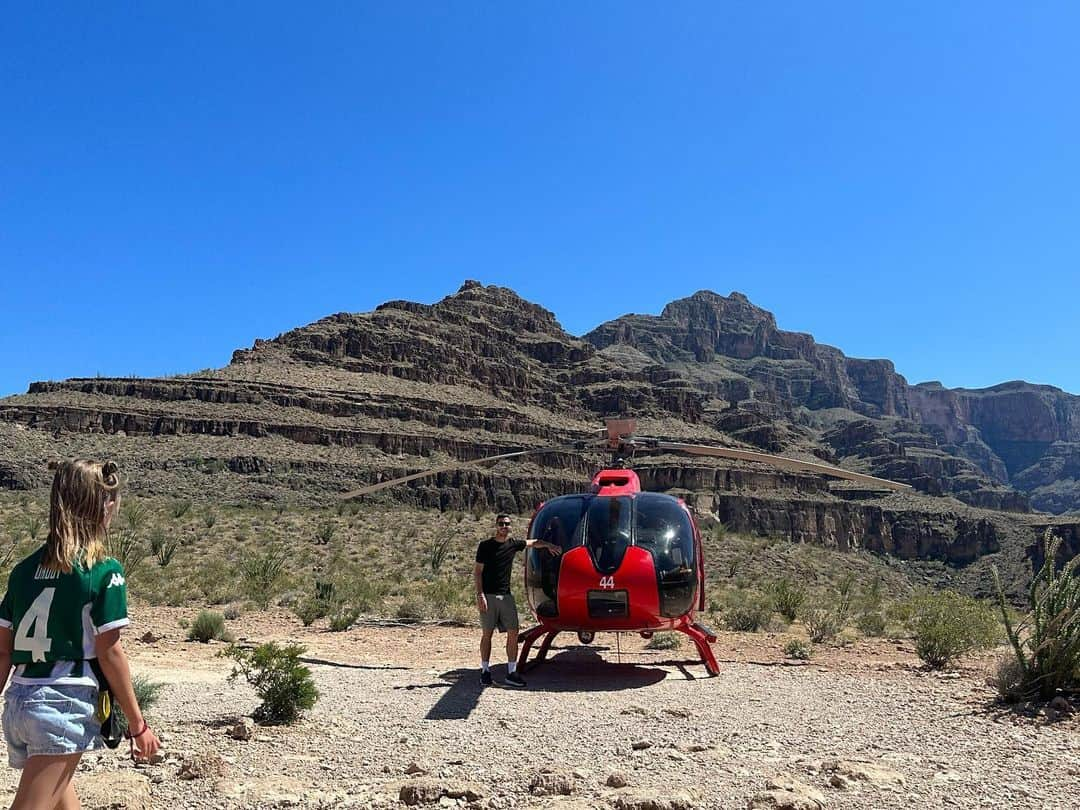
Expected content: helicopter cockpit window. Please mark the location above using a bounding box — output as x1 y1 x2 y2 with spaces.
584 496 632 575
526 496 586 616
634 493 697 618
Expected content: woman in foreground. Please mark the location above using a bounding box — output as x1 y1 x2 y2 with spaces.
0 460 160 809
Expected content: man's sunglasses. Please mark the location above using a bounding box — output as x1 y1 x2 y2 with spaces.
496 521 511 527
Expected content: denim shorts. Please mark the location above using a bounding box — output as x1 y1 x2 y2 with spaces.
2 682 102 769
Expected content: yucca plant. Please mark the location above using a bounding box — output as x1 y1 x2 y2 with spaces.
993 529 1080 701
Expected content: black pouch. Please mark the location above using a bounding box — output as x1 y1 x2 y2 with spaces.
89 659 122 749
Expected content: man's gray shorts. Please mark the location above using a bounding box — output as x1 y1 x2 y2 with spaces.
480 593 519 633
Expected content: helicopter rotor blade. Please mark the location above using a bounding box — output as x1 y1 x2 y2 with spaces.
338 441 603 500
639 439 910 492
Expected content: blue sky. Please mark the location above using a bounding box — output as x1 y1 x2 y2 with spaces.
2 3 1078 397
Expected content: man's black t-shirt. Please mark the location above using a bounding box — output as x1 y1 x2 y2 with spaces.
475 537 527 595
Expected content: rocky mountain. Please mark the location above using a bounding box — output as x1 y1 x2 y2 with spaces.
1 281 1076 594
586 289 1080 515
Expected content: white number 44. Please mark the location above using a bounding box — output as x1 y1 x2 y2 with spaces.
599 576 615 589
15 588 55 662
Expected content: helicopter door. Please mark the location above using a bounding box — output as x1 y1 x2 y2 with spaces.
633 494 697 618
526 496 586 617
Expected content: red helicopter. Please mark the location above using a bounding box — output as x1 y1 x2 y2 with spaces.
342 418 908 676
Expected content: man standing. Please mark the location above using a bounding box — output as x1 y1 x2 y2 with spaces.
475 513 561 687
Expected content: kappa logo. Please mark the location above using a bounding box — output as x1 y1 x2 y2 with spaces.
107 573 126 589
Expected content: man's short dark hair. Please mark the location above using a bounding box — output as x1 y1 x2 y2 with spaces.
496 513 510 521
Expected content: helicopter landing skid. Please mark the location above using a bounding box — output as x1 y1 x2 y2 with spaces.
677 622 720 676
517 625 558 672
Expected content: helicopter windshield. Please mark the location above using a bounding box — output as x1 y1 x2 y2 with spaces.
585 496 633 574
633 493 697 618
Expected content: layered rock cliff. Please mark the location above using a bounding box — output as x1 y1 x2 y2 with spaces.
1 281 1076 592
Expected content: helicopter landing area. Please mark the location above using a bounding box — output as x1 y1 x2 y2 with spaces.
1 605 1075 810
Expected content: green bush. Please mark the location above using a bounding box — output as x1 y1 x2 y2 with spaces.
645 632 681 650
396 595 427 621
170 499 192 519
121 501 150 533
784 639 812 660
429 536 452 574
198 557 241 604
224 642 318 725
24 513 44 542
906 590 999 669
802 602 844 643
328 606 359 632
856 611 887 637
187 610 231 643
151 530 179 567
720 589 772 632
988 653 1027 704
294 598 330 627
113 674 165 735
768 578 807 623
994 529 1080 700
239 547 289 608
106 530 148 581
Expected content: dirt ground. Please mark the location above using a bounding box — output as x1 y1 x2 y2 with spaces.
0 604 1077 809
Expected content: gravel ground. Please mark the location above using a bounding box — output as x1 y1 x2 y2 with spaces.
0 608 1076 809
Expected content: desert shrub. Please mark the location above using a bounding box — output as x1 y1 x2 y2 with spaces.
187 610 231 643
712 522 728 542
856 611 887 637
993 529 1080 700
335 574 387 614
294 598 330 627
203 510 217 530
149 528 179 567
429 536 452 574
170 499 192 519
315 522 335 545
239 547 289 608
720 589 772 632
988 653 1028 703
835 574 856 618
113 673 165 735
784 639 812 660
224 642 318 725
223 605 242 621
858 576 885 615
0 538 19 573
314 579 334 603
768 578 806 623
198 557 241 604
121 501 150 533
106 530 147 581
328 605 359 631
645 632 681 650
802 601 844 643
424 578 463 618
396 595 427 621
906 590 999 669
24 513 44 542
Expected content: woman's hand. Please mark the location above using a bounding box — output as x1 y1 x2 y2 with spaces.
129 724 161 762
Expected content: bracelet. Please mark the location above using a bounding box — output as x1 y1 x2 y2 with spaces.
124 721 150 740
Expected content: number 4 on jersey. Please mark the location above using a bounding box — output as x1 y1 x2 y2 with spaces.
14 588 55 662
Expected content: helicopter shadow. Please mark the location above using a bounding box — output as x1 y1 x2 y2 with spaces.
412 644 673 721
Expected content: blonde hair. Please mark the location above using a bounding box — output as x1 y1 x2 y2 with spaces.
43 459 119 572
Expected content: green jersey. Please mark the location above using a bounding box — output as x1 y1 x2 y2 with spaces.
0 546 129 687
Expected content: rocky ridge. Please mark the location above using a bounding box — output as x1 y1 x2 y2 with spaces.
1 282 1077 590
